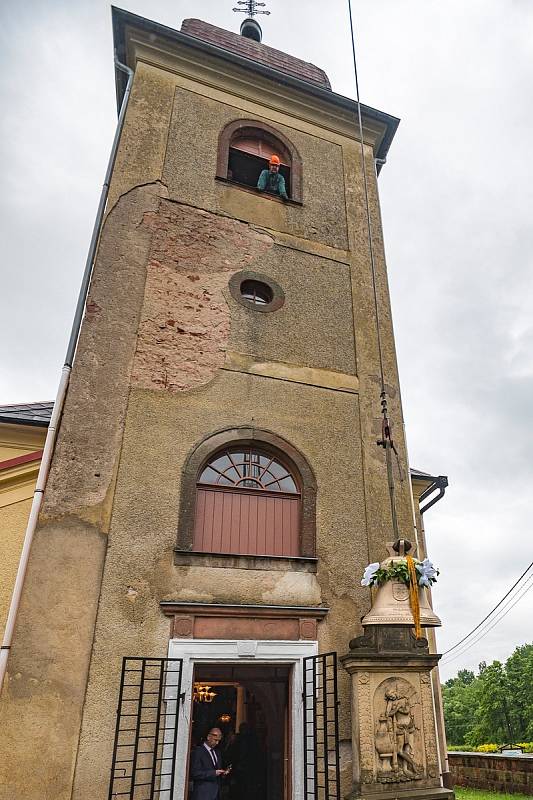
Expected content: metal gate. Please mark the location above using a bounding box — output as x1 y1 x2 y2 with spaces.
108 657 183 800
303 652 341 800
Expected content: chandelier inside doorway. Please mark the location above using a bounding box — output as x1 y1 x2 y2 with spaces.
193 682 217 703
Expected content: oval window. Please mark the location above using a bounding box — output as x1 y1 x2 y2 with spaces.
228 271 285 313
240 279 274 306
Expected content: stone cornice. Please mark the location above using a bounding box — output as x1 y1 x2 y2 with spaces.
160 602 329 619
128 34 390 149
112 8 398 157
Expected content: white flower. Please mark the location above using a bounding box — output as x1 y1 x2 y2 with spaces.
416 558 439 587
361 562 381 587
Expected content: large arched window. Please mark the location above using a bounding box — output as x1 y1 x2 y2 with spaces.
216 120 303 203
194 446 301 557
176 428 316 560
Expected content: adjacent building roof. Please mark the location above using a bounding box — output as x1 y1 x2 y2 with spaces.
410 468 439 482
180 18 331 89
0 402 53 428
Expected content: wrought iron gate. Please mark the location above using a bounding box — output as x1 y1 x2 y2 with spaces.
108 657 183 800
303 652 341 800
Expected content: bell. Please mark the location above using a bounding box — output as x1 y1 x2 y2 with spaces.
362 540 441 628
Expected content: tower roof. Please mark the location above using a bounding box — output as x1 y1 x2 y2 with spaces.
111 7 399 166
180 18 331 89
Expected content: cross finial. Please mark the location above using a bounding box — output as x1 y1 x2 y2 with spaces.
233 1 270 17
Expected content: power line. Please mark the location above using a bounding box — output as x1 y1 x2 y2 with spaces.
442 560 533 656
441 572 533 666
442 574 533 665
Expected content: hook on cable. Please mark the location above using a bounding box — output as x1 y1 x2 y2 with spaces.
376 391 404 481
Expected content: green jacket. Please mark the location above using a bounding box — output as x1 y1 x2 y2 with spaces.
257 169 288 200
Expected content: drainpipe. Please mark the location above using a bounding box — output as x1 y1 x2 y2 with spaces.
418 486 452 787
0 57 134 692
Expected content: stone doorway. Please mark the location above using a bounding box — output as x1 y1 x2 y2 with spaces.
190 663 291 800
168 639 317 800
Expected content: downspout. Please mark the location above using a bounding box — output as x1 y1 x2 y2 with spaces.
418 478 452 787
0 56 134 692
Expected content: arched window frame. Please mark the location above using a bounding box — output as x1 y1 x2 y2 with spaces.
216 119 303 204
176 428 316 558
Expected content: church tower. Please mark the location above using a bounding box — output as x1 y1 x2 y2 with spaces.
0 8 451 800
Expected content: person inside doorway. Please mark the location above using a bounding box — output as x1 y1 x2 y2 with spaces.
256 155 289 200
225 722 264 800
190 727 231 800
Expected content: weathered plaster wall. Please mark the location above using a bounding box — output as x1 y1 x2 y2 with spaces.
226 246 356 374
0 183 164 800
107 64 176 209
164 86 349 250
0 40 416 800
342 140 415 561
132 200 274 392
69 177 367 798
71 375 369 799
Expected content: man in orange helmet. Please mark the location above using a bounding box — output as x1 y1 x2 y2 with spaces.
257 155 289 200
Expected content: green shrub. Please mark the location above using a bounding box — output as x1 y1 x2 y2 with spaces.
448 742 533 754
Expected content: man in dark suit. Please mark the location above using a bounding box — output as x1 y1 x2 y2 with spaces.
190 727 230 800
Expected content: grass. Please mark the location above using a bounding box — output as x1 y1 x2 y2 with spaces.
455 789 531 800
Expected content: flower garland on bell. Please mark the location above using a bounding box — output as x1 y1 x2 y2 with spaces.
406 555 422 638
360 557 439 639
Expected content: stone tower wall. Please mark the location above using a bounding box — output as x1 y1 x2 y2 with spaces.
0 42 411 800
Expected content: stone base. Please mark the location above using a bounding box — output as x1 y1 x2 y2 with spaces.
442 771 454 790
348 787 454 800
342 627 449 800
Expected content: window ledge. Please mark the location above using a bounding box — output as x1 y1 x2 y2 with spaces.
174 549 317 572
215 176 303 206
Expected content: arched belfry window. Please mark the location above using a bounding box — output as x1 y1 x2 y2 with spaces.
176 429 316 560
216 120 303 203
194 447 301 557
199 448 298 493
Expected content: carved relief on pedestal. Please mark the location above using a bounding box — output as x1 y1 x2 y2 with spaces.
373 677 424 784
420 672 440 780
357 672 375 785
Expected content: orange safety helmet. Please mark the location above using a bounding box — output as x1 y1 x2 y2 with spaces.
269 155 281 165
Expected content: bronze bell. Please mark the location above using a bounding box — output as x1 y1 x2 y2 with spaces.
362 540 441 628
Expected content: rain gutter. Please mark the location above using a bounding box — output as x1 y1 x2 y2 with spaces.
419 475 449 515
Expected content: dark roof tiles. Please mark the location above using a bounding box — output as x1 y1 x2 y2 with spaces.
0 402 53 427
180 18 331 89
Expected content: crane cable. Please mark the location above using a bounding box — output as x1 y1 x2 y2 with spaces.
347 0 403 543
441 560 533 659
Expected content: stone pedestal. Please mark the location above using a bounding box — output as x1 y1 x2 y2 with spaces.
341 626 454 800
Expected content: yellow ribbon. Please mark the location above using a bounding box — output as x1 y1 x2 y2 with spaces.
406 556 422 639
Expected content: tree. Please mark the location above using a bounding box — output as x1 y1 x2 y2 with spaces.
505 644 533 740
442 643 533 746
442 670 477 745
467 661 513 746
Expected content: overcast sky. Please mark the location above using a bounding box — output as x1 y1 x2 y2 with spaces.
1 0 532 681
